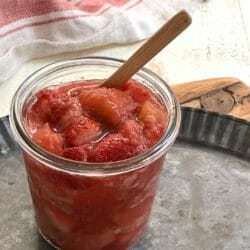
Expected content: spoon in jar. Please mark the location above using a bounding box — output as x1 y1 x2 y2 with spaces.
102 10 192 88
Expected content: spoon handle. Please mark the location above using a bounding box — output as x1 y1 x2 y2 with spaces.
103 10 192 88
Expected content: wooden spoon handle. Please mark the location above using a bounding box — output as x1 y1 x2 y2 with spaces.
103 10 192 88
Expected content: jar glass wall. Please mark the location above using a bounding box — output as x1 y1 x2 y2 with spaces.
10 57 181 250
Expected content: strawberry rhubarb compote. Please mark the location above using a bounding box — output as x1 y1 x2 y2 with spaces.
10 58 180 250
27 80 168 162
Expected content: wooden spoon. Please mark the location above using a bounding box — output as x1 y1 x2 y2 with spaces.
103 10 192 88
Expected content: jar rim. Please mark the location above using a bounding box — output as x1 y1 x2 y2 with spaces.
10 56 181 175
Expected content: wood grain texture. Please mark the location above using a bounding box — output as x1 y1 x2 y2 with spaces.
103 10 192 88
171 77 240 103
200 89 235 113
172 77 250 121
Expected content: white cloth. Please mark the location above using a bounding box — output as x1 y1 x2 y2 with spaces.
0 0 199 83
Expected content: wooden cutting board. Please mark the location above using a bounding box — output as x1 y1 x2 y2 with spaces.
172 77 250 121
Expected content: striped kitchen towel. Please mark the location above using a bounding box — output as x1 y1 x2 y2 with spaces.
0 0 199 83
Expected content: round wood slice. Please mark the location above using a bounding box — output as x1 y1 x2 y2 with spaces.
172 77 250 121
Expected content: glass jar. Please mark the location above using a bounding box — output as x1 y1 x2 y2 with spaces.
10 57 181 250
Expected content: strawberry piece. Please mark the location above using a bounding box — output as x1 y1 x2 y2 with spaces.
120 119 143 136
64 118 103 147
31 88 60 123
32 123 63 155
138 100 168 144
90 133 146 162
120 119 148 146
79 88 137 128
31 88 84 131
122 80 151 104
49 96 83 131
62 145 91 161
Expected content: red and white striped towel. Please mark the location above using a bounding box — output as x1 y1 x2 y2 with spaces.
0 0 198 83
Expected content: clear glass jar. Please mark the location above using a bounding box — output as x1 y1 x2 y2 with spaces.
10 57 181 250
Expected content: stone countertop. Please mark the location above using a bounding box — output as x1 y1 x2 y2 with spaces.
0 0 249 117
